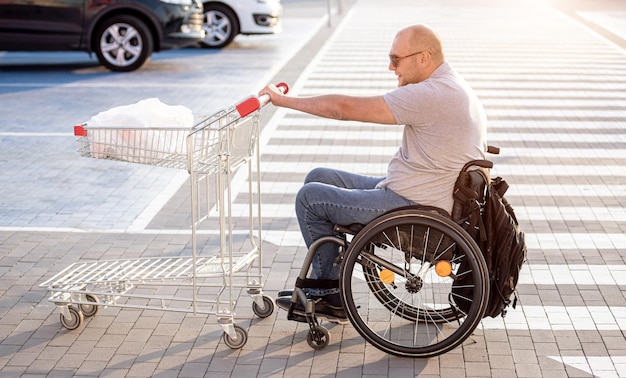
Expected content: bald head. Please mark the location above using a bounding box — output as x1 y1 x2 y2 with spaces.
397 24 445 65
389 24 445 85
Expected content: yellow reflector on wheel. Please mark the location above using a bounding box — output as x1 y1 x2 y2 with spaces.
379 269 395 284
435 260 453 277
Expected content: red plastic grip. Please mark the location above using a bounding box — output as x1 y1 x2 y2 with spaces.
276 82 289 94
236 82 289 117
236 97 262 118
74 125 87 136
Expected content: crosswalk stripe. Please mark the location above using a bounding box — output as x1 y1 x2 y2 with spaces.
256 161 626 176
253 182 625 197
260 229 626 251
276 118 626 131
263 145 626 159
489 120 626 130
507 184 626 197
227 202 626 222
547 356 619 378
521 264 626 285
268 129 625 143
1 225 624 259
481 305 626 331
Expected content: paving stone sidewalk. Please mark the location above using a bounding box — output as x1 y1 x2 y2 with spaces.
1 0 625 376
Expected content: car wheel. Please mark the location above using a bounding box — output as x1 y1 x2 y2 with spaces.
94 15 153 72
200 4 239 48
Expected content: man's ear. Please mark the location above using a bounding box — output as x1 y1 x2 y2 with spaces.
420 52 431 67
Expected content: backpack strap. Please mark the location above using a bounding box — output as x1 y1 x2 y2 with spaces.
453 168 490 242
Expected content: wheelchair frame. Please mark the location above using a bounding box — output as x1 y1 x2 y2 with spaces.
282 152 500 358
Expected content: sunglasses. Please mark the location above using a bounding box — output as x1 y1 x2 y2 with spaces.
389 50 426 67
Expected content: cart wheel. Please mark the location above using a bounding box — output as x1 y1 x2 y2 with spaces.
60 306 84 330
306 325 330 350
223 325 248 349
252 295 275 318
79 294 99 317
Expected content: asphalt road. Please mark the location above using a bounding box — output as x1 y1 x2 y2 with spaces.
0 0 336 231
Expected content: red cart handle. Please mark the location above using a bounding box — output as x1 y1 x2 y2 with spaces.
236 82 289 118
74 124 87 136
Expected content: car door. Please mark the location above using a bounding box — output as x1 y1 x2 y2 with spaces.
0 0 85 50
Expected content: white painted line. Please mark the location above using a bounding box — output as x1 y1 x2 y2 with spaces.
0 132 74 137
578 10 626 42
502 147 626 159
266 129 626 143
262 230 626 250
126 170 189 232
256 161 626 177
520 264 626 286
262 144 626 159
252 182 624 197
490 120 626 130
299 81 626 92
548 356 619 378
0 83 227 88
481 305 625 331
222 202 626 223
2 227 623 254
515 206 626 222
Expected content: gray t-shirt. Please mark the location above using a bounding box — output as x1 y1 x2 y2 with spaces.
377 62 487 213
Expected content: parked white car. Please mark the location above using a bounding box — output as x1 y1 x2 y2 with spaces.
201 0 282 48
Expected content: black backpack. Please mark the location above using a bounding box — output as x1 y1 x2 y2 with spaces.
451 158 527 318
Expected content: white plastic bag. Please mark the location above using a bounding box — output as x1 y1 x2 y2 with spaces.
87 98 194 163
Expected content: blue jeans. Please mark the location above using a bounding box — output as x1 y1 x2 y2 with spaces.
295 167 416 296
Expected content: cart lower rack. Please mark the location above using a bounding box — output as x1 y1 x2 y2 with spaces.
40 253 270 348
40 84 288 348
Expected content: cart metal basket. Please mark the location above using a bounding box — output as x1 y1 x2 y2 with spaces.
40 85 287 348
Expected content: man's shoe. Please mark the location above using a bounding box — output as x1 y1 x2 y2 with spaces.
277 290 293 297
276 296 307 322
275 296 348 325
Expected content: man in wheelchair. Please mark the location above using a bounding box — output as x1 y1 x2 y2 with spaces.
260 24 487 323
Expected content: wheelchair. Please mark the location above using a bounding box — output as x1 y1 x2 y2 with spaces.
280 148 500 358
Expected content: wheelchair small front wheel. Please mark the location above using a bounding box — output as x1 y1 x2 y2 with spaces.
306 325 330 350
340 209 489 358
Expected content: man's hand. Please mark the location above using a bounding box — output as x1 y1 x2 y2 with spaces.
259 83 285 106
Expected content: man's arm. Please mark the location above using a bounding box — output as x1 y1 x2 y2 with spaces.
260 84 397 125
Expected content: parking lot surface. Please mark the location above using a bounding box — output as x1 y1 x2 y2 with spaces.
1 0 625 376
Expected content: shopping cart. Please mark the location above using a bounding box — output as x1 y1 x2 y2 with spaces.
39 83 288 349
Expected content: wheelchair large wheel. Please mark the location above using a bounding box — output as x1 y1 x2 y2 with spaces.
340 209 489 358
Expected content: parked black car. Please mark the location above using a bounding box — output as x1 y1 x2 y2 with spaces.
0 0 205 72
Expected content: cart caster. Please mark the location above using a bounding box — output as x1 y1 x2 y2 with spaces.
252 295 275 318
223 325 248 349
60 306 84 330
306 325 330 350
79 294 99 317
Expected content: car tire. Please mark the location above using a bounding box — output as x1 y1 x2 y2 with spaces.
94 15 153 72
200 4 239 48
